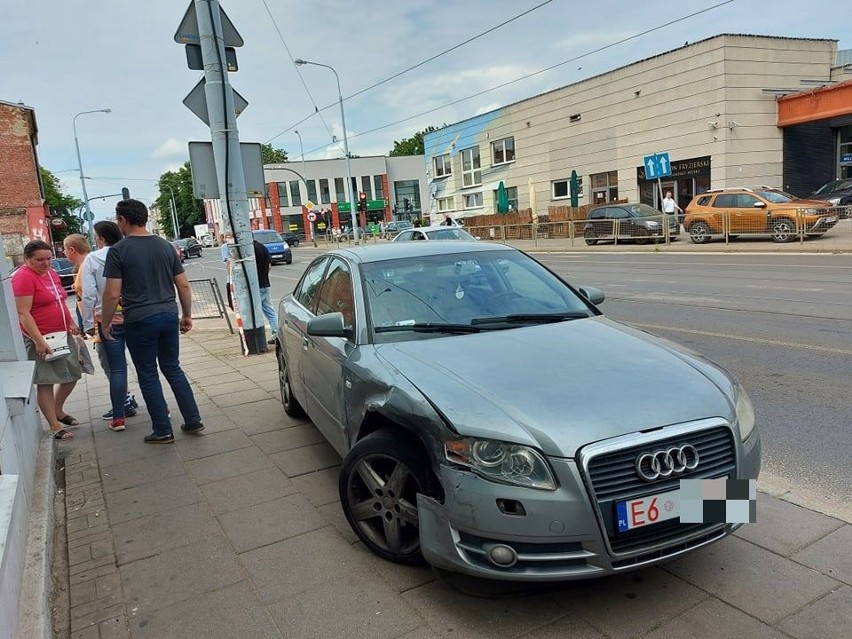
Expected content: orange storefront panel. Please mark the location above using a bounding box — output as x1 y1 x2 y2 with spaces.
777 79 852 127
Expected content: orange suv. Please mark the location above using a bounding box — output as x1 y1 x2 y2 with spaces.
683 187 839 243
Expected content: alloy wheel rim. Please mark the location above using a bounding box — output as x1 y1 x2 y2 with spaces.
775 221 793 241
347 455 421 555
278 353 291 405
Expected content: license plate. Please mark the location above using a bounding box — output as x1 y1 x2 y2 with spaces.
271 253 283 258
616 489 679 532
825 217 837 223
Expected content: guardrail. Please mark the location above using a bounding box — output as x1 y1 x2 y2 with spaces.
188 278 234 334
467 206 849 247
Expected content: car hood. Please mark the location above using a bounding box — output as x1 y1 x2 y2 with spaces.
375 318 736 458
790 198 836 208
808 191 851 202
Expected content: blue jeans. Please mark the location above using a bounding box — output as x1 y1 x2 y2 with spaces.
124 312 201 437
98 323 128 419
260 287 278 334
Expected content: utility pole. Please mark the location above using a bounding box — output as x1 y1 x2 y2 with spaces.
191 0 265 352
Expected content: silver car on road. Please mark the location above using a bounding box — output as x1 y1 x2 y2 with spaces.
276 242 761 581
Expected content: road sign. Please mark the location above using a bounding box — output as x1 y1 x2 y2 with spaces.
305 200 316 211
185 44 238 71
643 152 672 179
188 141 265 199
174 2 244 46
183 78 248 126
82 211 94 222
307 211 317 222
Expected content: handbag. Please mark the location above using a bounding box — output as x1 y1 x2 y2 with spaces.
43 275 72 362
75 334 94 374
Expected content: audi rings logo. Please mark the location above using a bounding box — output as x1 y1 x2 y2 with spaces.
635 445 700 482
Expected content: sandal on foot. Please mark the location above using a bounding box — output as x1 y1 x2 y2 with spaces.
57 414 80 427
53 429 74 440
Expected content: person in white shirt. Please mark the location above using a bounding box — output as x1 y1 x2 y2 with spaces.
662 192 682 219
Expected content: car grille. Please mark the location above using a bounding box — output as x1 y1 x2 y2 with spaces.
584 425 736 556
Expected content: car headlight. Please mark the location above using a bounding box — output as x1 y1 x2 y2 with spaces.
800 208 818 215
645 220 660 227
735 386 756 441
445 438 557 490
827 197 841 206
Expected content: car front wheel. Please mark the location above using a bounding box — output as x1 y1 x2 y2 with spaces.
772 218 796 243
339 430 439 565
277 348 305 418
688 221 711 244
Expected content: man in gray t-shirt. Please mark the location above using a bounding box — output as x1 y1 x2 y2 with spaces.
102 199 204 444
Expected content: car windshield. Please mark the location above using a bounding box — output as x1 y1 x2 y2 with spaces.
254 231 282 244
363 250 592 342
52 258 73 272
624 203 662 218
423 228 476 241
175 239 188 247
814 179 852 195
756 190 794 203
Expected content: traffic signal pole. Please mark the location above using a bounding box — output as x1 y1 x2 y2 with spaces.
194 0 266 353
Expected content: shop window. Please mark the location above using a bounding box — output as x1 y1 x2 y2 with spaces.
591 171 618 204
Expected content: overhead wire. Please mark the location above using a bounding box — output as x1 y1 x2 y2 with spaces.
295 0 736 158
264 0 556 144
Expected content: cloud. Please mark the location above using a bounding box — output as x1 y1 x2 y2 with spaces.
151 138 184 160
475 103 502 116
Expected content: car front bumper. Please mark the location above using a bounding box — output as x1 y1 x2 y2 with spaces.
418 420 761 581
270 250 292 262
807 216 839 233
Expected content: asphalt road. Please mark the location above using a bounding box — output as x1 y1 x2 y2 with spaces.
184 247 852 511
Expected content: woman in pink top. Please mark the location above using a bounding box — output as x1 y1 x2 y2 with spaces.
12 240 82 440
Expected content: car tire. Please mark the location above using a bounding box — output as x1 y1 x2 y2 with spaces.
688 221 711 244
285 256 293 265
772 218 796 243
277 348 305 418
634 231 650 245
583 230 598 246
291 239 299 247
339 430 439 565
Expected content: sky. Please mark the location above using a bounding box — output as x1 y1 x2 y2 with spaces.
1 0 848 217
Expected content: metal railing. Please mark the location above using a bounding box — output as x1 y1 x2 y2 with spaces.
188 278 234 334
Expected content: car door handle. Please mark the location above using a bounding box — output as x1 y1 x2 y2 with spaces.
302 337 309 351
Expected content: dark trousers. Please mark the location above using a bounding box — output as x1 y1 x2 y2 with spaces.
125 312 201 436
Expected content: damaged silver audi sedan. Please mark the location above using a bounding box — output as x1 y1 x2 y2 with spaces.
276 242 761 581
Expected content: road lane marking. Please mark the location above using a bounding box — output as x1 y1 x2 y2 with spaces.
631 323 852 356
742 284 823 292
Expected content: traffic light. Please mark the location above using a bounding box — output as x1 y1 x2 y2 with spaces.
357 191 367 212
121 187 131 200
403 198 411 212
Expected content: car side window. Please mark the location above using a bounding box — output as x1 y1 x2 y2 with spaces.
736 194 761 208
413 231 427 241
610 208 629 219
295 257 329 311
697 196 711 206
396 231 413 241
712 194 736 208
589 208 606 219
315 258 356 330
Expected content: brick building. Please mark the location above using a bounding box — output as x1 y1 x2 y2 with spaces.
0 100 48 264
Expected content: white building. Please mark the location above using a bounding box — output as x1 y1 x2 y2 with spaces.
424 34 849 222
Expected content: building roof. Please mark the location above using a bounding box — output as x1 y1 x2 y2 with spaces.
777 78 852 126
427 34 838 133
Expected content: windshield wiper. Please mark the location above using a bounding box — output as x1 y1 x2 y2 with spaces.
374 322 483 334
470 312 589 325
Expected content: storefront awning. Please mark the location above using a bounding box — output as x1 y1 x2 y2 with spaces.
777 79 852 127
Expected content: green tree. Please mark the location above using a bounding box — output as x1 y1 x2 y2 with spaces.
155 161 206 238
261 144 289 164
39 167 82 242
388 125 441 157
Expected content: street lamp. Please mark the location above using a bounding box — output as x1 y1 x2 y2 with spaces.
294 129 318 247
294 58 359 244
73 108 111 245
161 184 180 240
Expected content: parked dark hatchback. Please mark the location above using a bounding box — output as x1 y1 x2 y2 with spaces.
809 179 852 217
584 203 679 245
176 238 203 258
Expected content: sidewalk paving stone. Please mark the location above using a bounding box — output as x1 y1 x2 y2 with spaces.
270 441 341 477
250 423 325 455
734 493 844 557
516 615 609 639
664 535 840 624
217 492 327 553
199 467 297 515
201 378 263 397
777 586 852 639
401 579 566 639
173 428 254 461
289 466 341 507
269 571 423 639
223 400 305 436
185 445 274 484
100 449 186 494
131 581 282 639
119 538 246 614
111 503 222 565
791 524 852 586
239 526 368 604
317 501 360 544
104 474 202 524
641 597 783 639
351 541 438 594
213 387 273 408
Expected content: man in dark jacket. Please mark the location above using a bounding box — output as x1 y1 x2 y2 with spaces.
253 240 278 345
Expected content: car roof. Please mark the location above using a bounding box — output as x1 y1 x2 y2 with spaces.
410 225 469 232
332 240 510 264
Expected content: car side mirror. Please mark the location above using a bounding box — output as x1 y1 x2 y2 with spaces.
307 312 349 338
753 201 767 208
578 286 605 305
